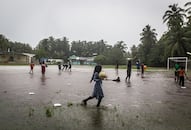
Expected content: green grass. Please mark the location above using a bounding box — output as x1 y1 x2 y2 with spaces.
102 65 167 71
45 107 53 117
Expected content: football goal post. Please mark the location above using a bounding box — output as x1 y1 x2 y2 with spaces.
167 57 188 71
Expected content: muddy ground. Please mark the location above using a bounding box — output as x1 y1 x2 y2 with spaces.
0 65 191 130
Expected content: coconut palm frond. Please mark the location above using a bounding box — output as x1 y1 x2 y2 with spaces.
163 16 171 23
185 2 191 7
185 7 191 12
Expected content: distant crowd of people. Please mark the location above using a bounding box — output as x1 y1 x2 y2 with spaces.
30 59 147 79
29 61 72 75
58 62 72 71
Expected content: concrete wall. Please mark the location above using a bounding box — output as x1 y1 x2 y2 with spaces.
0 54 29 64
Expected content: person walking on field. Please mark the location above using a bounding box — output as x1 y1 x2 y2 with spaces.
58 62 62 71
136 60 140 74
29 61 35 73
174 63 180 82
82 64 104 107
68 61 72 72
125 60 132 81
179 66 187 87
41 61 46 74
141 63 145 78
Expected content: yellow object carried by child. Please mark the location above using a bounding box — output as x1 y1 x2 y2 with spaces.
99 71 107 79
144 65 147 70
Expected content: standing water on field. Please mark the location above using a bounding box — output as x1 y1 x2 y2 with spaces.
0 65 191 130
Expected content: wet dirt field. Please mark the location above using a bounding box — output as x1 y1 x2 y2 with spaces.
0 65 191 130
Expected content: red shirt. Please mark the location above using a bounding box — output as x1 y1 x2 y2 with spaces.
179 69 185 77
30 63 34 69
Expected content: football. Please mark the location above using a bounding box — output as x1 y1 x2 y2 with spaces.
144 65 147 70
99 71 107 79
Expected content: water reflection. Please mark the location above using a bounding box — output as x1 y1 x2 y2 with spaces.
68 70 72 74
89 108 103 128
29 73 34 79
58 70 62 76
41 75 46 85
125 80 131 87
115 70 118 77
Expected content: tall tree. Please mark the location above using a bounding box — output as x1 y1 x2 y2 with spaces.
163 4 185 30
93 40 108 55
139 25 157 65
185 2 191 26
114 41 127 53
61 37 70 61
70 40 84 56
183 2 191 56
0 34 9 52
130 45 139 63
163 4 187 57
35 36 70 61
106 41 127 65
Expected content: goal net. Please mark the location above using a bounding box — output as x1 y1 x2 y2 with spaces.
167 57 188 71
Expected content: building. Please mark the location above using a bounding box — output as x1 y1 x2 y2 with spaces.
0 52 35 64
46 59 64 64
68 55 96 65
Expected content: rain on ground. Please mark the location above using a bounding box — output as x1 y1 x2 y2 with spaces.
0 65 191 130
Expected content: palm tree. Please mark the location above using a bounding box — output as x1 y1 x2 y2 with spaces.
114 41 127 53
163 4 186 30
162 4 187 57
183 2 191 53
140 25 157 43
0 34 9 52
139 25 157 65
184 2 191 25
164 29 187 57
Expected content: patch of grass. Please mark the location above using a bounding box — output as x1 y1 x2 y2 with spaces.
102 65 126 69
45 107 53 117
67 102 73 107
28 108 35 117
114 106 117 111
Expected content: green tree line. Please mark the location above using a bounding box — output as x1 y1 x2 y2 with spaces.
0 2 191 66
0 34 33 53
35 37 127 65
131 2 191 66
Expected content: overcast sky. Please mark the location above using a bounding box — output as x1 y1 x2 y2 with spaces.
0 0 188 48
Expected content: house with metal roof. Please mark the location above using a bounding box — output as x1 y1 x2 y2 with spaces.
68 55 96 65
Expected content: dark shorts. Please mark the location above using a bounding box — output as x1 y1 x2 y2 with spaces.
175 71 178 76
